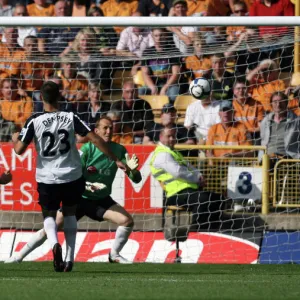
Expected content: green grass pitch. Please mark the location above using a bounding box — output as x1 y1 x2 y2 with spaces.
1 263 300 300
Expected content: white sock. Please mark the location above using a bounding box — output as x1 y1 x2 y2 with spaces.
111 225 133 257
63 216 77 262
44 217 58 249
17 229 47 260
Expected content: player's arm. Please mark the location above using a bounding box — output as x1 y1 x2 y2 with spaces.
12 117 35 155
74 114 127 171
124 153 142 184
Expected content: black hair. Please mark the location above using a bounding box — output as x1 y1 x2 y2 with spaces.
41 81 60 105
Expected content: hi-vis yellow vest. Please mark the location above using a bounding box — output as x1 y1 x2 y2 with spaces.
150 145 198 198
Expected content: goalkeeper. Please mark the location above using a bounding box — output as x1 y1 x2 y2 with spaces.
6 116 142 266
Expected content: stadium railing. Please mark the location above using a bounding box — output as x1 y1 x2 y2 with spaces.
273 159 300 208
176 145 300 212
175 145 271 214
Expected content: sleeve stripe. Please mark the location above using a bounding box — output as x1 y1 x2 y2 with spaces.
74 114 91 131
20 119 35 142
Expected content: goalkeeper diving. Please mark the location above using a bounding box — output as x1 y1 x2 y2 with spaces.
6 116 142 266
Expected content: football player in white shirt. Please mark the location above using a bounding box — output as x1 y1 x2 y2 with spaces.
12 81 127 272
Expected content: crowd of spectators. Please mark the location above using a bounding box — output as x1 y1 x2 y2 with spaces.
0 0 298 165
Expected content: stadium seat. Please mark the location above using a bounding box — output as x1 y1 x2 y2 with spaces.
174 95 197 124
138 95 169 123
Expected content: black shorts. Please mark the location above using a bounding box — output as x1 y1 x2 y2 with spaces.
75 196 117 222
37 176 86 211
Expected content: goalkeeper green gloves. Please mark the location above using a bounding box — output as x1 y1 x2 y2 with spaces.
85 182 106 193
125 153 139 171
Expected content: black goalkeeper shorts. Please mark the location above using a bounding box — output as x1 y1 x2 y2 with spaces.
75 196 117 222
37 176 85 211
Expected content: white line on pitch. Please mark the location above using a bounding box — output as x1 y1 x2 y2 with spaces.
0 278 273 284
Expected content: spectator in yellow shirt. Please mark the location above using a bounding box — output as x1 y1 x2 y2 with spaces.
226 1 248 42
11 35 54 112
0 78 33 128
232 79 264 143
185 34 212 79
58 55 88 113
0 28 22 78
100 0 139 34
247 59 286 112
186 0 208 16
106 110 133 144
207 0 231 16
206 100 252 158
27 0 55 17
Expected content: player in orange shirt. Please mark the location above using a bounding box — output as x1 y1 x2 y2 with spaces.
0 78 33 129
247 59 286 112
27 0 55 17
206 100 252 158
185 35 212 79
100 0 138 34
58 55 88 113
0 28 22 78
232 79 264 142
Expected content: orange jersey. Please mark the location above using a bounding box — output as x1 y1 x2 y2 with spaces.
185 55 211 78
226 26 246 39
27 3 55 16
233 97 264 132
245 0 254 10
186 0 208 16
206 122 252 157
72 4 86 16
11 51 54 91
0 95 33 127
112 133 133 144
206 0 230 16
0 43 22 78
60 73 88 103
100 0 138 34
251 79 286 112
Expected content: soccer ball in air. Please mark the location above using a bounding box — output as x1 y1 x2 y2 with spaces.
189 77 211 100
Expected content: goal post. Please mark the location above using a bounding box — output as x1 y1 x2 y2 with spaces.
0 16 300 264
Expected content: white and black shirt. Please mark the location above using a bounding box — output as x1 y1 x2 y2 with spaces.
18 111 91 184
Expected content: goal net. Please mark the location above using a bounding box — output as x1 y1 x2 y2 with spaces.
0 16 299 264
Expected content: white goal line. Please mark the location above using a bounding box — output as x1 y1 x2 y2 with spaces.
0 16 300 27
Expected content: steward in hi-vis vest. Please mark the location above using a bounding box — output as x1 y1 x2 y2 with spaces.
150 127 224 229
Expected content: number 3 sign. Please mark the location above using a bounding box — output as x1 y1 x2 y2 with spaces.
227 167 263 200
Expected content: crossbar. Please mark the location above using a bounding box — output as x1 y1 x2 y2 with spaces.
0 16 300 27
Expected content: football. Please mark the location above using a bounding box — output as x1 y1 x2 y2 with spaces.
189 77 211 100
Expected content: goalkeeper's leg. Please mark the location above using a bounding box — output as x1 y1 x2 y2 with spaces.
81 196 134 264
103 204 134 264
